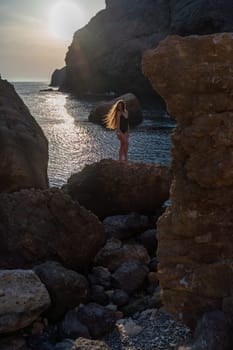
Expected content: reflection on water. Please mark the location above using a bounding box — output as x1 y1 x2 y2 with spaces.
13 82 174 187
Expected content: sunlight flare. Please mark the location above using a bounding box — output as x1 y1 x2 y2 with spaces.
48 0 86 40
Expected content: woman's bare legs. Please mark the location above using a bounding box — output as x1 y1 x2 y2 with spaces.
118 133 129 161
123 133 129 161
119 139 124 161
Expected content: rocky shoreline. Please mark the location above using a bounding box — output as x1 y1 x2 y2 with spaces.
0 76 177 348
1 29 233 349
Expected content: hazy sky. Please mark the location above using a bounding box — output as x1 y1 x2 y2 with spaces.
0 0 105 81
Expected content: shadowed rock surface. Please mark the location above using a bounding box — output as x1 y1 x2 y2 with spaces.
112 261 149 295
0 188 105 272
55 338 111 350
34 261 90 321
103 213 152 241
61 0 233 96
178 311 233 350
0 336 27 350
0 270 50 334
0 79 48 191
59 310 90 340
63 159 171 218
142 33 233 328
94 238 150 272
50 67 66 87
77 303 116 338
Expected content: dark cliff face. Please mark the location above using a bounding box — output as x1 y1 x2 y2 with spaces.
62 0 233 96
50 67 66 87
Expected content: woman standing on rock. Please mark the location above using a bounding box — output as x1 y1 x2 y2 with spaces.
105 100 129 161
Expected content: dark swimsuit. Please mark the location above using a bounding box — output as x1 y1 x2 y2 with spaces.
120 114 129 133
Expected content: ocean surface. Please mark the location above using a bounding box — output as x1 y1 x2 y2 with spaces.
13 82 175 187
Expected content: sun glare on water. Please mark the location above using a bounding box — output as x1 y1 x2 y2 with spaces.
48 0 86 40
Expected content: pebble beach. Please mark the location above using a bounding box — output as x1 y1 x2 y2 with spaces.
103 309 192 350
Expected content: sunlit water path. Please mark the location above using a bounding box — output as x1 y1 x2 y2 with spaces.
13 82 174 187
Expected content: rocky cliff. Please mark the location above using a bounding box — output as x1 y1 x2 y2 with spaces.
60 0 233 96
142 33 233 328
50 67 66 87
0 78 48 191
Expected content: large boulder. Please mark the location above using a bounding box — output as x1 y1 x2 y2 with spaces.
0 270 50 334
34 261 90 321
63 159 171 218
142 33 233 328
0 79 48 191
88 93 142 126
61 0 233 96
0 188 105 272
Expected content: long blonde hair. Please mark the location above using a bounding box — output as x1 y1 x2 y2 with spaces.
104 100 126 129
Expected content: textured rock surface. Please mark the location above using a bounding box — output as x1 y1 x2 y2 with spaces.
0 188 105 271
63 159 171 218
178 311 233 350
0 336 27 350
62 0 233 96
143 33 233 328
103 213 152 241
60 310 90 340
112 262 149 295
0 270 50 334
88 266 111 289
136 229 157 257
55 338 111 350
77 303 116 338
94 238 150 272
34 261 89 321
0 79 48 191
89 93 142 126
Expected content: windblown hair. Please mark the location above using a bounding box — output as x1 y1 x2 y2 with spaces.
104 100 126 129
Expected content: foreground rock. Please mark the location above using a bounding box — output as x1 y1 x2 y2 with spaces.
0 270 50 334
0 188 105 271
88 93 142 126
179 311 233 350
34 261 90 321
63 159 171 218
0 336 27 350
0 79 48 191
143 33 233 327
62 0 233 96
55 338 111 350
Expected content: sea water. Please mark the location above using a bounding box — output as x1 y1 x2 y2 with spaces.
13 82 174 187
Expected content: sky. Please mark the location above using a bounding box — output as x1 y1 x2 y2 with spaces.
0 0 105 81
